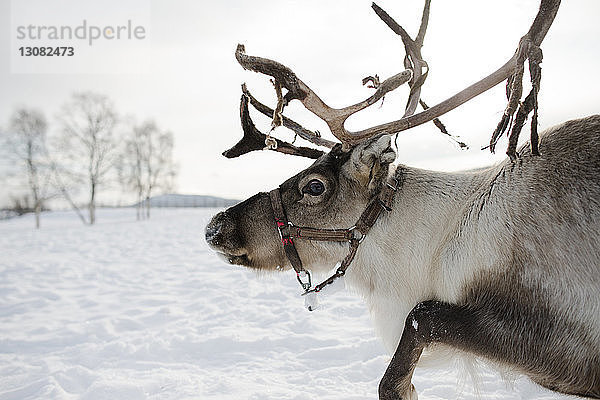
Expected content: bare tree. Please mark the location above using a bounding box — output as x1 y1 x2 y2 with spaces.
55 92 118 225
3 108 51 228
118 120 176 219
117 120 146 220
143 123 176 218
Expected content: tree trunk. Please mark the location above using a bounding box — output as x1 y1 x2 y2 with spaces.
90 182 96 225
34 200 41 229
145 195 151 219
26 142 41 229
136 190 143 220
32 189 41 229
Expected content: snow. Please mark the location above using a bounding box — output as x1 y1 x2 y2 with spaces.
0 208 574 399
412 318 419 331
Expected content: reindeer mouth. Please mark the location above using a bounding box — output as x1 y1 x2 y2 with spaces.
216 252 251 266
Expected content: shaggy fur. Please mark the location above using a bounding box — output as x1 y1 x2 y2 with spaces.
206 115 600 400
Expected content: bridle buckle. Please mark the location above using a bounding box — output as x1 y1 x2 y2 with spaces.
386 178 400 191
296 270 312 291
349 226 366 244
275 219 293 241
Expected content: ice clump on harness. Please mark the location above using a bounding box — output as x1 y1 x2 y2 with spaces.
304 263 346 311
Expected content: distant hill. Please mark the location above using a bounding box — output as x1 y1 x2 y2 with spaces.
134 194 239 208
0 210 20 220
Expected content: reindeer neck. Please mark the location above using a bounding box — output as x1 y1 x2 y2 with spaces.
345 165 493 352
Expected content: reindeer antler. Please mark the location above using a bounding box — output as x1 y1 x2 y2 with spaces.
236 43 413 151
224 0 560 158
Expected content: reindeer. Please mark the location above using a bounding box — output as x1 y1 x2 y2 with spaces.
205 1 600 398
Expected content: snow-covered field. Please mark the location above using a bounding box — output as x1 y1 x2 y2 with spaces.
0 208 575 400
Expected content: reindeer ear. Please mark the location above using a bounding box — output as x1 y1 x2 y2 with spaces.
343 135 396 191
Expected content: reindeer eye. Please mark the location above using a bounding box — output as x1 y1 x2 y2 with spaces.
303 179 325 196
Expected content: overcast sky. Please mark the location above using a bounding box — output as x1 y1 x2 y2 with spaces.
1 0 598 205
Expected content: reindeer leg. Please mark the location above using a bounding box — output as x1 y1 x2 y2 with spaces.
379 300 475 400
380 295 600 400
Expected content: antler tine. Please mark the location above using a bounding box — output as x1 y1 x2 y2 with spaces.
369 1 466 148
236 44 412 150
222 93 325 159
414 0 430 49
372 1 430 118
406 0 431 118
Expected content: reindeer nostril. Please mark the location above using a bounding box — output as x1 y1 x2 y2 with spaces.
205 224 221 243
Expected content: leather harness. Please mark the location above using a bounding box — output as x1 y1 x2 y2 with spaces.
268 177 399 295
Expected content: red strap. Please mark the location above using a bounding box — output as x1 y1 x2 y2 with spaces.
269 189 305 276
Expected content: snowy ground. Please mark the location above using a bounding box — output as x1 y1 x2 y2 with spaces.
0 208 576 400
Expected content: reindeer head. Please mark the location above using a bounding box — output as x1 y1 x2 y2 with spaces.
205 0 559 279
206 135 396 273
